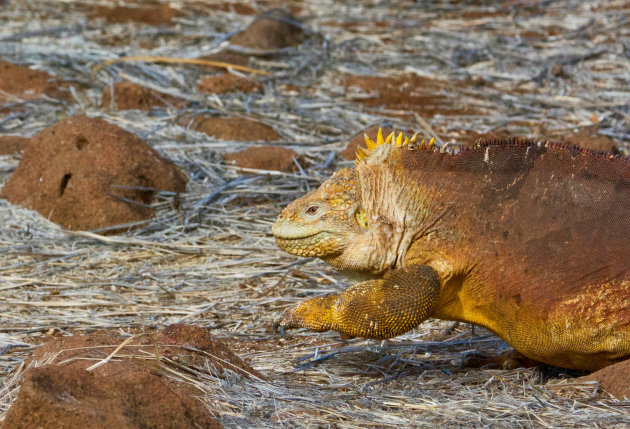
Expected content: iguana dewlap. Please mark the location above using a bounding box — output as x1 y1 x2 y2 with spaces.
272 128 630 371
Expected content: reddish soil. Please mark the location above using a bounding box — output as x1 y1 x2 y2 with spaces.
100 81 183 111
0 136 29 155
199 73 262 94
229 9 305 51
340 125 395 161
582 359 630 399
2 325 260 429
344 73 478 118
189 116 281 142
0 60 72 103
0 115 187 232
224 146 300 172
88 4 180 26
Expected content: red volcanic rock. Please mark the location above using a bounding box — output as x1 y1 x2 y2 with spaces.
224 145 299 172
190 116 280 142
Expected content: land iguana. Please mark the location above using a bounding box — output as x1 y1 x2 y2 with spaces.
272 128 630 371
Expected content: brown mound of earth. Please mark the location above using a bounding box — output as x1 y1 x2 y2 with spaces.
101 81 183 111
189 116 280 142
89 3 180 26
0 115 186 232
581 359 630 399
229 9 305 51
0 60 72 103
545 124 618 154
2 324 261 429
224 146 299 172
340 125 395 161
199 73 262 94
344 73 476 118
0 136 29 155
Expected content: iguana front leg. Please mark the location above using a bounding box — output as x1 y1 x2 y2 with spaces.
277 265 441 339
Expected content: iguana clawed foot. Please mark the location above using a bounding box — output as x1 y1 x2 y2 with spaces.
275 294 339 335
275 265 441 340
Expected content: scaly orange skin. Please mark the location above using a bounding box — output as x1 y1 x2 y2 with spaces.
272 132 630 371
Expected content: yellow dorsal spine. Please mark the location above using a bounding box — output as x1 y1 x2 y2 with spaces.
358 127 433 163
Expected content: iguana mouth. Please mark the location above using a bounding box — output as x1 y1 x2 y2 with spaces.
274 232 326 245
274 232 342 257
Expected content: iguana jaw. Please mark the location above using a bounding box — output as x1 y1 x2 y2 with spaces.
272 223 346 258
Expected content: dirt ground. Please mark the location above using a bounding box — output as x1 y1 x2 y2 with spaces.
0 0 629 428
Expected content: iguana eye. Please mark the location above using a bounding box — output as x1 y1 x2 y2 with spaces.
305 205 320 216
355 209 369 229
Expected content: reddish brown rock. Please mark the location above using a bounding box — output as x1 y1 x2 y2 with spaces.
0 136 29 155
224 146 299 172
229 9 305 51
0 115 186 232
2 326 260 429
101 81 182 111
190 116 280 142
198 73 262 94
89 3 180 26
582 359 630 399
0 60 72 103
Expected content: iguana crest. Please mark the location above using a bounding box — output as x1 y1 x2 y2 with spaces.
356 127 437 163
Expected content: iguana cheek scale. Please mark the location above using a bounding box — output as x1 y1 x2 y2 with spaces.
272 128 630 371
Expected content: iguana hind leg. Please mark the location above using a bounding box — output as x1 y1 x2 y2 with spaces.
277 265 441 339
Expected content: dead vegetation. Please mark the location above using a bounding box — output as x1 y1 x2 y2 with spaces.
0 0 629 427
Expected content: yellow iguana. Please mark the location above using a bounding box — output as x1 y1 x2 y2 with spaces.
272 128 630 371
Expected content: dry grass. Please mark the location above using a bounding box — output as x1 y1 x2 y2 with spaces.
1 0 629 427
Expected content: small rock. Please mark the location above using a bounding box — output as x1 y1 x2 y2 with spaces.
224 146 300 172
190 116 280 142
229 9 305 51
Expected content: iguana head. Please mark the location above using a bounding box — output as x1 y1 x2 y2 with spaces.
272 167 375 273
273 128 434 276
